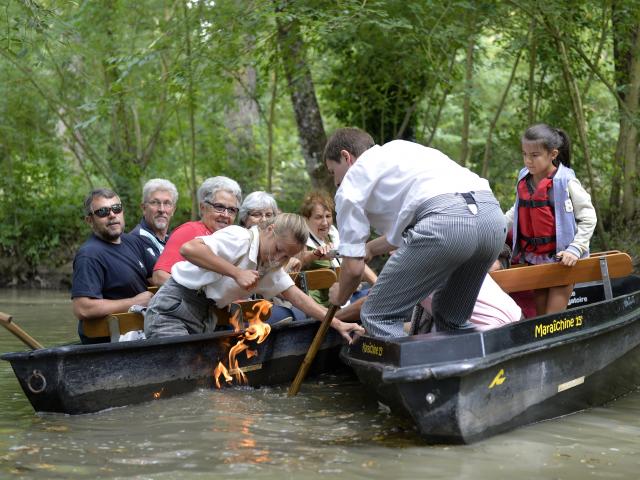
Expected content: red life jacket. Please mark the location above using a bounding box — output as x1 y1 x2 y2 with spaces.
517 174 556 254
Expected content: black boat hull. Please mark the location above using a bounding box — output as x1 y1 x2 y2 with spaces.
2 319 344 414
342 280 640 444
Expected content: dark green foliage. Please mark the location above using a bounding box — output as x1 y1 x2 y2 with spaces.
0 0 638 284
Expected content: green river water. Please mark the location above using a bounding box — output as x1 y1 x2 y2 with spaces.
1 289 639 479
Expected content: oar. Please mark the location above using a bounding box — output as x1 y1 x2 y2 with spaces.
0 311 44 350
288 304 339 396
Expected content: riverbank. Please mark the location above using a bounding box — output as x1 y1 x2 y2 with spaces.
0 257 73 290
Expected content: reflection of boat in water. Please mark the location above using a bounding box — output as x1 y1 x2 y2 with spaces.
2 318 344 415
341 256 640 444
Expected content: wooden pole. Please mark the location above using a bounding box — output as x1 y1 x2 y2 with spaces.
288 304 339 397
0 312 44 350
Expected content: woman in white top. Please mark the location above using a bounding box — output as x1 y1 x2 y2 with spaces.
144 213 363 343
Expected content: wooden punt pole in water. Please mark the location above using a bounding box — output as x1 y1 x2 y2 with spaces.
288 304 340 397
0 311 44 350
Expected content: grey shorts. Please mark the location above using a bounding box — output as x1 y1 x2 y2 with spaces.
144 277 218 339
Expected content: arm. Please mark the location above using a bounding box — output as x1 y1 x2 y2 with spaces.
180 237 259 290
365 235 395 261
281 285 364 342
72 292 153 322
362 264 378 285
285 256 302 273
566 178 597 257
336 296 366 322
296 244 333 269
329 257 364 306
152 269 171 286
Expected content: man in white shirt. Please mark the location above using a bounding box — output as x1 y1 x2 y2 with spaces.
326 127 506 337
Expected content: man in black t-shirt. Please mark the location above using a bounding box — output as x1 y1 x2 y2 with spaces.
71 188 155 343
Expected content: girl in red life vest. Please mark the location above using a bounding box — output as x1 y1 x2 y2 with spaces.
505 124 597 316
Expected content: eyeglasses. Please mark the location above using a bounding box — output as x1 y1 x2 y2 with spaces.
146 200 174 208
248 210 275 219
205 200 239 216
89 203 123 218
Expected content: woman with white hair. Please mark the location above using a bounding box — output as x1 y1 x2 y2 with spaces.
152 176 242 286
238 191 278 228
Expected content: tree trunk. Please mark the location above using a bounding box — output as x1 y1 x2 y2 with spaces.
101 3 138 211
275 0 332 192
527 19 537 125
481 48 522 179
182 0 199 219
422 52 457 146
548 22 609 248
267 67 278 193
612 3 640 221
608 129 625 227
224 62 259 165
460 18 475 167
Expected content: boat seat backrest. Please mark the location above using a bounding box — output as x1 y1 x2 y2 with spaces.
290 268 338 293
82 312 145 342
490 251 633 293
82 299 274 342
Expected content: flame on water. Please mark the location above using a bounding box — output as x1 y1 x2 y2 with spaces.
213 362 233 389
213 300 272 388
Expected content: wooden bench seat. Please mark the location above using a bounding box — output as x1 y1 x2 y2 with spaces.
489 251 633 293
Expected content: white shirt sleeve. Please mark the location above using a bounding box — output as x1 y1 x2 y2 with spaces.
504 204 515 232
567 178 597 257
335 194 370 257
171 227 250 290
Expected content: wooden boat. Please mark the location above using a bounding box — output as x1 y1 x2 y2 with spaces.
341 252 640 444
2 317 345 414
1 269 345 415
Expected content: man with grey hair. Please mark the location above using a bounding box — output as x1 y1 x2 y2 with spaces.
130 178 179 259
72 188 155 343
152 176 242 286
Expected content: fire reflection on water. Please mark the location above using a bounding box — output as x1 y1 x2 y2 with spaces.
223 417 271 465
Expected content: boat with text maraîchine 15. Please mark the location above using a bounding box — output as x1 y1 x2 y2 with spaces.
341 253 640 444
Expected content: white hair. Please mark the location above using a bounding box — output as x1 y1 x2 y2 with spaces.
142 178 179 204
239 191 278 226
197 176 242 205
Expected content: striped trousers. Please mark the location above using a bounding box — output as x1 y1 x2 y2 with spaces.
361 191 506 337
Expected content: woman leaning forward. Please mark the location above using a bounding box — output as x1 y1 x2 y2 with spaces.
144 213 363 343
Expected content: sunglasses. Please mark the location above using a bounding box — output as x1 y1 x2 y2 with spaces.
89 203 123 218
205 200 239 216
